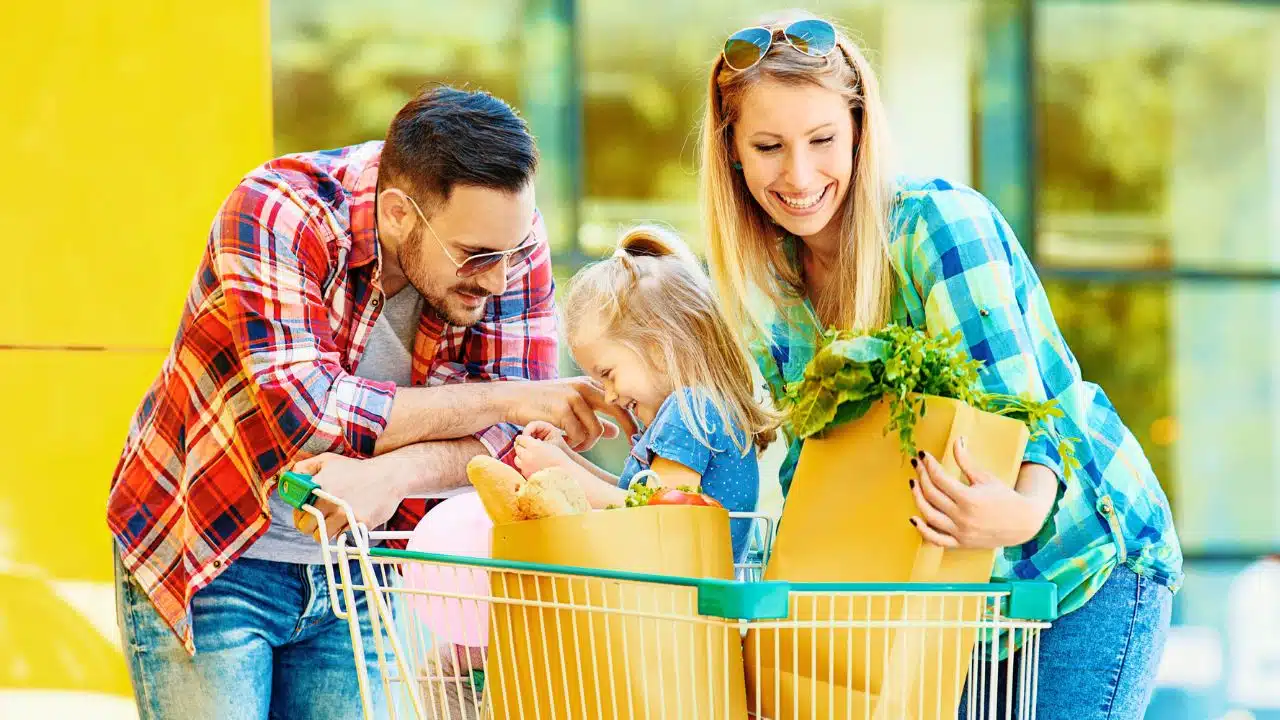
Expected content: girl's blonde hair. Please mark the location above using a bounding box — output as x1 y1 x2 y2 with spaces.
563 226 779 453
701 9 896 342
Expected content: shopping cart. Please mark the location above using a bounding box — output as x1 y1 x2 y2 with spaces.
278 472 1055 720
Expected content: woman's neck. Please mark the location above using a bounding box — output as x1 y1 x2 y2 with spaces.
801 218 842 262
799 238 837 300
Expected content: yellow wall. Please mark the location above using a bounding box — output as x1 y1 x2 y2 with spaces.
0 2 272 704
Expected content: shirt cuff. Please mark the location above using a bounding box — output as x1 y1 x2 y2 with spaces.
474 422 521 464
321 373 397 458
1021 433 1065 484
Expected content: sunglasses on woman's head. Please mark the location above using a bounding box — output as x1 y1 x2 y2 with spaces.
397 191 540 278
722 19 839 71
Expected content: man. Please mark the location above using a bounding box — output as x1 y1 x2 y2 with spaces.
107 85 627 719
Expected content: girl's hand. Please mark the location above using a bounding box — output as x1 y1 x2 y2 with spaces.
908 437 1055 549
521 420 572 452
513 434 575 478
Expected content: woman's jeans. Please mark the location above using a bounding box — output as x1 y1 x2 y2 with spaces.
960 564 1173 719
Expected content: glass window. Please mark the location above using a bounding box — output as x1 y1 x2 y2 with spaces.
271 0 526 155
1045 278 1280 551
1035 2 1280 271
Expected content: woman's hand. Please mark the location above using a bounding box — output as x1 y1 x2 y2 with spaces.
909 437 1056 549
513 433 576 478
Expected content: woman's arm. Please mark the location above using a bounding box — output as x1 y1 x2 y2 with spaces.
910 442 1058 549
899 186 1073 547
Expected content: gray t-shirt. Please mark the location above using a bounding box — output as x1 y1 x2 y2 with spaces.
241 286 423 565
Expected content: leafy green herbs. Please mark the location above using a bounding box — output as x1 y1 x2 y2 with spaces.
780 325 1079 475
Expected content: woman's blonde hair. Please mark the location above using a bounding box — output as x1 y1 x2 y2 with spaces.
701 9 896 342
563 226 779 453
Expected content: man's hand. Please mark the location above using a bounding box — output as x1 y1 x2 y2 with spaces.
497 377 637 452
289 452 407 542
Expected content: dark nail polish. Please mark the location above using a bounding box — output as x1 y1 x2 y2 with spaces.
909 478 915 489
910 458 918 468
908 518 916 526
917 450 925 460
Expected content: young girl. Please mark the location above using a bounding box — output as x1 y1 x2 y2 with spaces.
512 226 777 563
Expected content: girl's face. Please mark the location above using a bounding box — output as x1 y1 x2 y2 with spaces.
572 326 670 427
732 78 856 245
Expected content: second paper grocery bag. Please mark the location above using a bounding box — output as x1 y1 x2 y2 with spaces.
744 396 1029 719
486 505 748 720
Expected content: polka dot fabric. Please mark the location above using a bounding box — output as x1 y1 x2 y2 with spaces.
619 387 761 562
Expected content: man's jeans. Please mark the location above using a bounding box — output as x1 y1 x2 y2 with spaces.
114 548 387 720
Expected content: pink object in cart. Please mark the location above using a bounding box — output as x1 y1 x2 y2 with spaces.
403 492 493 648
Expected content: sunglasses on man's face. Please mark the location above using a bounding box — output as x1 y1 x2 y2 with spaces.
398 191 540 278
722 19 839 71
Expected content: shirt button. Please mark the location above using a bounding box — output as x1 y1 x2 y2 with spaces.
371 297 381 307
979 307 990 317
212 560 222 568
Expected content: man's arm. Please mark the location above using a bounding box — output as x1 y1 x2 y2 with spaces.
372 378 632 455
372 384 508 452
385 437 484 496
291 438 483 540
216 179 397 467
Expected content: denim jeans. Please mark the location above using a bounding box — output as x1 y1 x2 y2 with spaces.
959 564 1173 719
113 548 388 720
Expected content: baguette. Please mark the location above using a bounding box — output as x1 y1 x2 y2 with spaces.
465 455 524 525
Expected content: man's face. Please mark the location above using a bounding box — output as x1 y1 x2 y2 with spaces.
395 182 537 327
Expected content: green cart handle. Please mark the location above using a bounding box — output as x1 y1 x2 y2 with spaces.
277 470 320 510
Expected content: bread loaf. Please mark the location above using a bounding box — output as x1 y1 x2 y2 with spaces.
465 455 524 525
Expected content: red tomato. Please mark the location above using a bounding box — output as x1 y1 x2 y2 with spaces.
647 488 723 508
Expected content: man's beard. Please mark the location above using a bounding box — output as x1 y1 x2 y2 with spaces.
420 286 487 327
402 228 490 327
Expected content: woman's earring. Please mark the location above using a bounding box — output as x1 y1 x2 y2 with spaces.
731 161 743 171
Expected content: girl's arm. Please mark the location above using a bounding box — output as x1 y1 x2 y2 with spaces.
520 420 619 483
562 445 621 485
559 460 628 508
513 432 627 508
648 457 705 489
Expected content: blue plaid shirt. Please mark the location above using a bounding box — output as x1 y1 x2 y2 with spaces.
752 177 1184 617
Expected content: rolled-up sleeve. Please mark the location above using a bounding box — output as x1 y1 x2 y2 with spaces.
902 187 1072 481
214 178 396 464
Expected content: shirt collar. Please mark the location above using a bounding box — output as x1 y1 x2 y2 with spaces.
348 148 382 269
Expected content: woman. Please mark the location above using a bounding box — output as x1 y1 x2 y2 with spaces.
700 11 1182 718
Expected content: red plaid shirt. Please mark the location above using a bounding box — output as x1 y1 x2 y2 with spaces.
107 141 558 652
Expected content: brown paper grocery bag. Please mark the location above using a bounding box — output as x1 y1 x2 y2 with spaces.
486 505 748 720
744 396 1028 719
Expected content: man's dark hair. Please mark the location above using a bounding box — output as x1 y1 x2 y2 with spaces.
380 85 537 207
